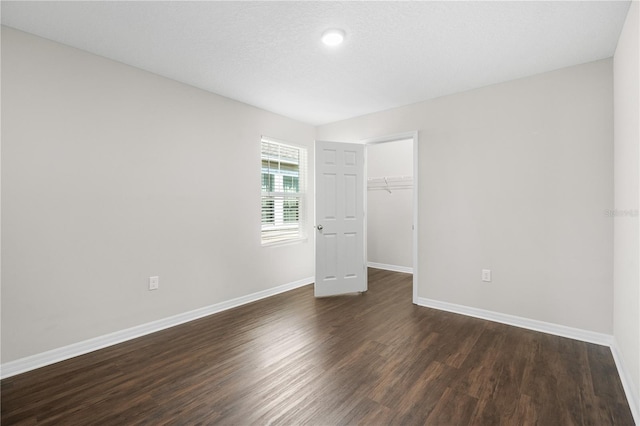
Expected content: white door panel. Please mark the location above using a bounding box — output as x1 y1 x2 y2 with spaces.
315 141 366 297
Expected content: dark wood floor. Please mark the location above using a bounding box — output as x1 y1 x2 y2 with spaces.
1 268 634 425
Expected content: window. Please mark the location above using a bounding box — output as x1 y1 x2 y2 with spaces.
261 137 307 245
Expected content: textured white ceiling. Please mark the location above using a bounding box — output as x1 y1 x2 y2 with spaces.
1 1 631 125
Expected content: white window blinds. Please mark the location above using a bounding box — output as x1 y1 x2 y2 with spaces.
261 137 307 245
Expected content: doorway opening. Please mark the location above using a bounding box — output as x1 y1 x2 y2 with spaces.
363 132 418 303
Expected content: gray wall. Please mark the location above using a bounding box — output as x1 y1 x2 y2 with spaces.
318 59 614 334
1 27 316 362
613 0 640 407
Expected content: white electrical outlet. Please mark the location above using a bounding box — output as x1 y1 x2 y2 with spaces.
149 276 159 290
482 269 491 282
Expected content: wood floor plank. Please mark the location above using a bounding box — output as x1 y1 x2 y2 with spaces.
424 387 479 425
1 268 634 425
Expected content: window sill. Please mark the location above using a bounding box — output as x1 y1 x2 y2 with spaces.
261 237 308 248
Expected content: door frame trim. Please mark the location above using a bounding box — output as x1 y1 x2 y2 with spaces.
361 131 419 304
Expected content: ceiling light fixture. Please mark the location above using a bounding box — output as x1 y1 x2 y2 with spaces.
321 29 345 46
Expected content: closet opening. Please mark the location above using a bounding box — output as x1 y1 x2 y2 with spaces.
364 132 418 303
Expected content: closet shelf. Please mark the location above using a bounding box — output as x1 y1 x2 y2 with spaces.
367 175 413 192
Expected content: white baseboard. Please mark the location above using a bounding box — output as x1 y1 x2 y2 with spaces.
417 297 640 423
0 277 314 379
416 297 613 346
610 338 640 425
367 262 413 274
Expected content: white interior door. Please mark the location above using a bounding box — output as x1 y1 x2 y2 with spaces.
315 141 367 297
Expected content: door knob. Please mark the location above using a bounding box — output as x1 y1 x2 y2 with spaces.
316 225 323 230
